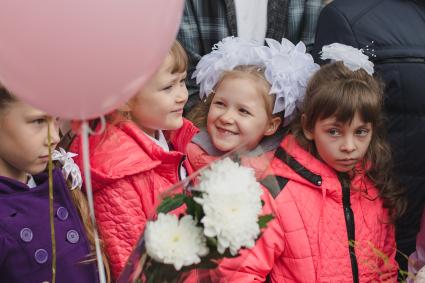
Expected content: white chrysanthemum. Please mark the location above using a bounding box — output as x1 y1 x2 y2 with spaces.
145 214 209 270
194 158 263 255
320 43 374 75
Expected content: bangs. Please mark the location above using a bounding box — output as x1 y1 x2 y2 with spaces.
311 79 382 126
169 41 188 74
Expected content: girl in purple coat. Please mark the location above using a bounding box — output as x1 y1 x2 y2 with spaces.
0 85 110 283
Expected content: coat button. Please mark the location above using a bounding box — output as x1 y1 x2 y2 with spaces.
56 207 69 221
66 230 80 244
34 249 48 264
317 180 322 186
20 228 33 243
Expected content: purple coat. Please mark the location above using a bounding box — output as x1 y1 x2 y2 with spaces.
0 168 99 283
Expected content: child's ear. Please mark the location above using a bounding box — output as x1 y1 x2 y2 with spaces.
301 114 314 140
264 116 282 136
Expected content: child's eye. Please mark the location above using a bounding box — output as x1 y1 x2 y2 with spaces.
328 128 340 136
356 128 370 137
213 101 225 107
239 108 252 116
179 78 186 85
162 85 173 91
32 118 47 125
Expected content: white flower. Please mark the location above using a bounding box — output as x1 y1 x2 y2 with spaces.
321 43 374 75
52 147 82 190
194 158 263 255
145 214 209 271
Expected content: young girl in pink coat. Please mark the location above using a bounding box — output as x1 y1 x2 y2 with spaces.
70 41 198 279
217 44 406 282
186 37 319 179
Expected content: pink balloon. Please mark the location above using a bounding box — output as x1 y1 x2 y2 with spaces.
0 0 184 119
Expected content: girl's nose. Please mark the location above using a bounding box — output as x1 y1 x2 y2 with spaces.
218 109 236 124
45 119 61 147
340 136 356 153
176 85 189 104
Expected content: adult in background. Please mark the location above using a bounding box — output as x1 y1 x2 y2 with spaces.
312 0 425 277
178 0 324 112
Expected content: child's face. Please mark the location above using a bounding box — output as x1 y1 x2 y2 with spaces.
303 112 372 172
0 101 60 182
129 54 188 136
207 76 279 152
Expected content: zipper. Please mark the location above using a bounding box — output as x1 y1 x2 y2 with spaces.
339 175 360 283
177 155 186 181
373 56 425 65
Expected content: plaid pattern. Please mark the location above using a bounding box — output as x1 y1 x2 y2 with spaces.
177 0 324 111
287 0 324 49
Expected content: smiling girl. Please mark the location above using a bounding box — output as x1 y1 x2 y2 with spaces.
217 44 406 282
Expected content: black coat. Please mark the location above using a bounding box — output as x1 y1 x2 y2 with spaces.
313 0 425 273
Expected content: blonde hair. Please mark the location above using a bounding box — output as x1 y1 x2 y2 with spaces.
187 65 279 128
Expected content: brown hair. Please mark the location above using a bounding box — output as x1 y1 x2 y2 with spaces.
0 84 16 110
169 40 188 74
292 62 406 220
187 65 279 128
0 85 111 282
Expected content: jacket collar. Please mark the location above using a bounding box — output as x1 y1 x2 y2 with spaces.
191 128 285 157
70 119 198 184
273 135 378 200
0 168 62 194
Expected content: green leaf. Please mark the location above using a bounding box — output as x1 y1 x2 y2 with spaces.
184 196 204 221
258 214 274 229
157 194 186 214
196 259 219 269
206 237 218 248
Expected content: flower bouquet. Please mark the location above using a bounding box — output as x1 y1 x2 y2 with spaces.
117 152 275 283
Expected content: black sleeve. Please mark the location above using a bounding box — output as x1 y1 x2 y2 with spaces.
312 4 360 64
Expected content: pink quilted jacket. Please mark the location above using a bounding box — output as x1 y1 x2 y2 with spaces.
217 135 398 282
186 142 275 180
70 119 198 279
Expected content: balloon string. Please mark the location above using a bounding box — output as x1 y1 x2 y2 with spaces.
81 121 106 283
48 120 57 283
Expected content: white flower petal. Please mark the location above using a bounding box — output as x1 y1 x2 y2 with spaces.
145 214 209 271
193 158 264 255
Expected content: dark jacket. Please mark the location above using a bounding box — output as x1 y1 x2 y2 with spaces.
0 169 99 283
312 0 425 273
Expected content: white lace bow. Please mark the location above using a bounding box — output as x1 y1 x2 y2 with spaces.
52 147 82 190
192 36 319 124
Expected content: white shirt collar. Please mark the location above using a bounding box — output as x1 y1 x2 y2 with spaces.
144 130 170 152
27 174 37 189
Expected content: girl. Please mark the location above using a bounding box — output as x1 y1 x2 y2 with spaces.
186 37 319 178
0 86 109 282
217 44 406 282
70 40 199 279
